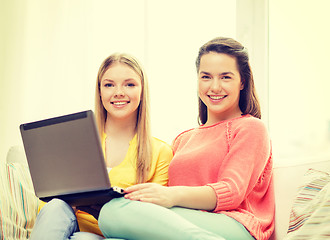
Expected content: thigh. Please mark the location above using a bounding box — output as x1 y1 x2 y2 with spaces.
171 207 255 240
99 197 224 240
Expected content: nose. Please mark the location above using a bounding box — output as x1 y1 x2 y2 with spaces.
114 86 125 97
210 79 222 93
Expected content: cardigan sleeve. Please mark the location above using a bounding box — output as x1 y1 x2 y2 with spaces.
207 118 272 212
148 138 173 186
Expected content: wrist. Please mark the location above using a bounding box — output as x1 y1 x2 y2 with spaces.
167 186 181 207
167 185 217 210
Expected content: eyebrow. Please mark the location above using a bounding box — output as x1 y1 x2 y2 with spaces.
102 78 138 82
199 71 235 76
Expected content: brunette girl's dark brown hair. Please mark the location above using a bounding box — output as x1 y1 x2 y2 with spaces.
196 37 261 124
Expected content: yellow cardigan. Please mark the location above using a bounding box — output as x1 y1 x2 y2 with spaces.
74 135 172 236
38 135 172 236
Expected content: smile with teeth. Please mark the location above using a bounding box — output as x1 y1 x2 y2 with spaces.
209 95 226 100
112 101 129 106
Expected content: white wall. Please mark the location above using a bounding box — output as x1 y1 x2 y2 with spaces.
268 0 330 161
4 0 328 165
0 0 236 159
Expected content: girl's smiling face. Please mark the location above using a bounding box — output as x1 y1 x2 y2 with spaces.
100 62 142 122
198 52 244 126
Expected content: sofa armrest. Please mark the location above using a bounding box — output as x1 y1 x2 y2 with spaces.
0 145 39 239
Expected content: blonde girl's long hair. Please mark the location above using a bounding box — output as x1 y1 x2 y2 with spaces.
95 53 152 184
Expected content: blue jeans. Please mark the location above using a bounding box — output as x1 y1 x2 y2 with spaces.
29 199 105 240
98 197 255 240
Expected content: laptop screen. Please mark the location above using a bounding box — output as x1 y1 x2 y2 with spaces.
20 110 110 198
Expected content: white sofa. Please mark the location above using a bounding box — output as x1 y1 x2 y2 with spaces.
1 145 330 240
0 146 39 240
269 154 330 240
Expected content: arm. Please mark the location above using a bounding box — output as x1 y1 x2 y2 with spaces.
124 183 217 211
209 119 272 211
170 185 217 210
147 140 173 186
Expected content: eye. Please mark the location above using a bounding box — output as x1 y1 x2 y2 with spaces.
104 83 114 87
221 75 232 80
126 83 136 87
200 75 211 80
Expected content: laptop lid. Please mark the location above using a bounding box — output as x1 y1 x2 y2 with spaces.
20 110 111 202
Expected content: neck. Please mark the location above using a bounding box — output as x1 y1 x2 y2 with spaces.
205 108 243 126
104 114 137 139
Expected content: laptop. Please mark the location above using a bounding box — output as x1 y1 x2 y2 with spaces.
20 110 124 207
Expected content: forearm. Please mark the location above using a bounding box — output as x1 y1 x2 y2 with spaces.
124 183 217 210
169 185 217 211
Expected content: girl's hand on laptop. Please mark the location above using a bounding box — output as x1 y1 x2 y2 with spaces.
124 183 176 208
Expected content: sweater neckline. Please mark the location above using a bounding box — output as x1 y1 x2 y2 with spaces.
198 114 250 129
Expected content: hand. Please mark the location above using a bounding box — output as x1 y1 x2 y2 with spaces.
124 183 176 208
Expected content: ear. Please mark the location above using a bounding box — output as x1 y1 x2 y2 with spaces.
240 82 244 90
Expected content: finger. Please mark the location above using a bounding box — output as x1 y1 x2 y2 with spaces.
125 190 155 201
125 184 144 193
124 190 146 200
125 183 152 193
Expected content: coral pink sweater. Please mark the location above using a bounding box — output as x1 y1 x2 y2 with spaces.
169 115 274 240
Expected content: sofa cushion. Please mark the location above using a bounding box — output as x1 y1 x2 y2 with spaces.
0 146 39 239
270 156 330 240
284 168 330 240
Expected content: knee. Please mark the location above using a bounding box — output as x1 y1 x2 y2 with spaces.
98 198 123 227
98 198 132 237
46 198 69 209
30 199 78 240
42 199 74 216
38 198 76 223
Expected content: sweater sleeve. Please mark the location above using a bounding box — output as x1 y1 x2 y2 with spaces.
171 128 194 154
207 119 271 212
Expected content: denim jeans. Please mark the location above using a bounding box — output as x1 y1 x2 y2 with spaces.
29 199 104 240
